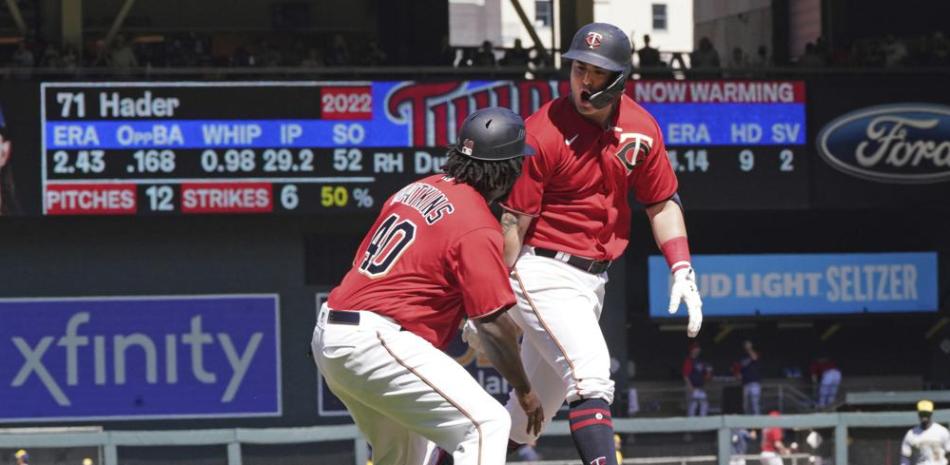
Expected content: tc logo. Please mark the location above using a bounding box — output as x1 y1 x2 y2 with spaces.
590 457 608 465
585 32 603 49
614 132 654 172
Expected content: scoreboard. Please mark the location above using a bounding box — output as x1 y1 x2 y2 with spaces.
40 80 807 215
634 80 808 209
42 81 428 215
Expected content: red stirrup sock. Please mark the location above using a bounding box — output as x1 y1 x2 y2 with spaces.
568 398 618 465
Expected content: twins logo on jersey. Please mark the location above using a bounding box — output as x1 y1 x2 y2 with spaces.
614 132 654 172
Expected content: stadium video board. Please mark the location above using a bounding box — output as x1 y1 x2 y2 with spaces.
31 79 806 215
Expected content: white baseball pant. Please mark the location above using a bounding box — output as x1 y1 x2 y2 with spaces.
743 382 762 415
505 250 614 445
759 451 783 465
688 387 709 417
312 303 511 465
817 369 841 407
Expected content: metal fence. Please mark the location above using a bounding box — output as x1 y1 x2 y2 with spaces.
2 410 945 465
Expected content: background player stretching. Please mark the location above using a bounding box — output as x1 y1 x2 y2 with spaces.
901 400 950 465
312 107 543 465
496 22 704 465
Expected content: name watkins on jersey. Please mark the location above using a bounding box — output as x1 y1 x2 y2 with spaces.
9 312 263 406
391 180 454 225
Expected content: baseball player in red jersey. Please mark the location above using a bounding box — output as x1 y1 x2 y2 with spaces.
761 411 796 465
495 23 704 465
311 107 543 465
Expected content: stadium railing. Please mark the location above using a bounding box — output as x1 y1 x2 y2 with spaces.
1 410 945 465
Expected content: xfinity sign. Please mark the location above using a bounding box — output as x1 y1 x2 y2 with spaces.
0 295 281 422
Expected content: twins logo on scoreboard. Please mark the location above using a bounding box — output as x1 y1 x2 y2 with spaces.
384 81 570 147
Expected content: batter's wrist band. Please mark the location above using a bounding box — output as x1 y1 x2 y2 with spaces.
660 236 691 273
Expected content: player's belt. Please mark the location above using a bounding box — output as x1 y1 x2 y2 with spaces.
533 247 611 274
326 309 403 331
327 310 361 325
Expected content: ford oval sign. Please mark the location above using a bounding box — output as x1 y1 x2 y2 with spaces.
816 104 950 183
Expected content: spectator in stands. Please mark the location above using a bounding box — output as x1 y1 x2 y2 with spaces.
689 37 721 77
361 39 388 66
814 36 831 63
61 47 79 70
437 34 457 66
529 43 552 68
761 411 797 465
798 42 826 67
500 38 530 68
12 41 34 68
750 45 771 68
725 46 752 78
637 34 662 68
0 104 20 215
110 34 139 72
683 342 712 417
14 449 28 465
260 40 283 67
931 31 950 66
810 354 842 409
300 47 324 68
863 38 887 67
732 340 762 415
884 34 908 67
40 43 62 68
730 428 757 465
473 40 497 67
325 33 351 66
11 41 34 78
728 47 747 68
231 45 256 67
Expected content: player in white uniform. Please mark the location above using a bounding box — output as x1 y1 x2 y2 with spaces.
902 400 950 465
496 22 702 465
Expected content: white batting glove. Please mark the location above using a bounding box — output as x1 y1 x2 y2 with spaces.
461 319 482 351
668 267 703 338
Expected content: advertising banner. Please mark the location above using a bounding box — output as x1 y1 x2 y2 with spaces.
649 253 938 317
0 295 281 422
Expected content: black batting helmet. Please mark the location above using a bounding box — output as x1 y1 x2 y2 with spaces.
562 22 632 109
455 107 535 161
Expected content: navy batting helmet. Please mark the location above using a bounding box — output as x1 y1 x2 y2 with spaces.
455 107 535 161
562 22 632 109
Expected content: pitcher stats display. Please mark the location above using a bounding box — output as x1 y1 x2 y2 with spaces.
41 80 806 215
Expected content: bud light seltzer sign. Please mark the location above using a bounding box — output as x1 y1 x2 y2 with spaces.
0 295 281 422
817 104 950 184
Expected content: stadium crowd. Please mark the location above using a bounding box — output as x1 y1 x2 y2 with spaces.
2 29 948 73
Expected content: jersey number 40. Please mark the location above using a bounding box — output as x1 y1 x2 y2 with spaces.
358 213 417 278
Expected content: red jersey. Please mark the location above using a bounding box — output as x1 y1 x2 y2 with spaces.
810 359 837 378
328 175 515 349
502 94 678 261
761 427 783 452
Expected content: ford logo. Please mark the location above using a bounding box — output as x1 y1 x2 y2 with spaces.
816 103 950 184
